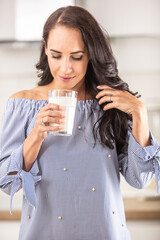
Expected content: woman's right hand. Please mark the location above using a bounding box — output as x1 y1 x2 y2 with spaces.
23 103 65 171
33 103 65 141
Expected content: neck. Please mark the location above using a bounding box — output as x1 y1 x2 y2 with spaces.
36 79 94 101
46 79 87 101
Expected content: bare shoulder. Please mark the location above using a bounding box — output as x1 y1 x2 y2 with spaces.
9 87 48 100
9 90 32 99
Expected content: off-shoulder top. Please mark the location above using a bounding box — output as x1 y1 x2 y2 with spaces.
0 98 159 240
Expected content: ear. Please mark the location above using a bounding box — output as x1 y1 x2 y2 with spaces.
43 39 48 55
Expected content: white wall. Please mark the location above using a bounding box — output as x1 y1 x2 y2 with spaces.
0 44 40 119
76 0 160 36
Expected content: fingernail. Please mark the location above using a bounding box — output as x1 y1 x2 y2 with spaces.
59 106 63 110
97 85 101 88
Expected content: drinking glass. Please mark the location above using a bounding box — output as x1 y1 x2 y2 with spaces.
48 89 77 136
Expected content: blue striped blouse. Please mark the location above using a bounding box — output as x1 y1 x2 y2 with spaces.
0 98 159 240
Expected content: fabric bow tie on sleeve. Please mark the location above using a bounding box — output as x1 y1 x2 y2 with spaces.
0 170 41 213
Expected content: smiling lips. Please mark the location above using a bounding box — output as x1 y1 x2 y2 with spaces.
59 75 75 82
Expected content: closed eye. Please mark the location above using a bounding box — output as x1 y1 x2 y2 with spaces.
51 55 83 60
51 55 61 59
72 56 83 61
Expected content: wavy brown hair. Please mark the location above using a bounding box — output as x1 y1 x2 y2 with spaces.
36 6 139 155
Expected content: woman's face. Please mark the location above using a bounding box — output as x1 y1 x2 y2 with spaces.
45 25 89 91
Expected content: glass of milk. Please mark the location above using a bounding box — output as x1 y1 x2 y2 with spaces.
48 89 77 136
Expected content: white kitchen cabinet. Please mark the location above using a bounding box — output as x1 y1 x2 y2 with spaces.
0 0 75 41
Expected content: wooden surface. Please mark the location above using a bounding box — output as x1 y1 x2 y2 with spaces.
0 210 21 221
124 197 160 220
0 197 160 221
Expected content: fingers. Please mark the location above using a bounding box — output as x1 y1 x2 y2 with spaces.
35 118 64 140
41 116 64 125
39 103 63 113
96 85 120 111
96 88 119 100
98 95 113 105
103 102 115 111
97 85 114 90
34 103 66 139
38 103 65 123
96 85 139 114
39 109 65 123
38 124 63 133
97 95 117 111
96 88 116 107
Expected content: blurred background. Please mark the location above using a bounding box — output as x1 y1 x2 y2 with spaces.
0 0 160 239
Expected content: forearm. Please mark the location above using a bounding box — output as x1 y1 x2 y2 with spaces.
132 103 151 147
23 129 43 172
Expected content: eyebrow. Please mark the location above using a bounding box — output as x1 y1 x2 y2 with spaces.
50 49 85 54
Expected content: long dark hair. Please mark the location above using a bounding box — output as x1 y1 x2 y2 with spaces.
36 6 139 155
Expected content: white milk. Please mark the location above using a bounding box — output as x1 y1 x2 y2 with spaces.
49 96 77 136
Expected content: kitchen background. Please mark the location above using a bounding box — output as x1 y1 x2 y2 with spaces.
0 0 160 239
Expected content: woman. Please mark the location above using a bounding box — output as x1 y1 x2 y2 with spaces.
0 6 159 240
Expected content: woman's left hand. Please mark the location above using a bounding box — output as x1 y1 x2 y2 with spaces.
96 85 151 147
96 85 144 116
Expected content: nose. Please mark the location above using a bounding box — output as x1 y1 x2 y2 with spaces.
60 57 73 75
